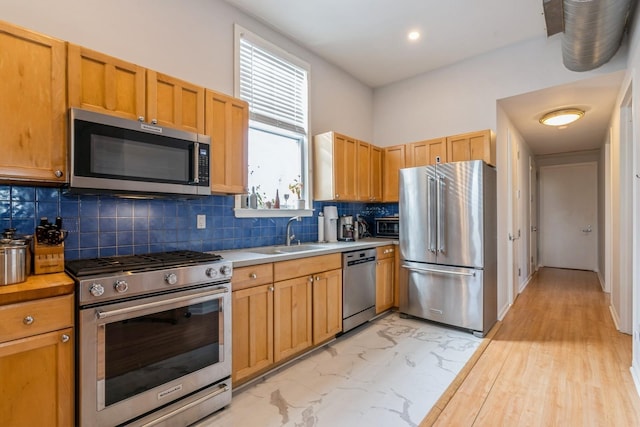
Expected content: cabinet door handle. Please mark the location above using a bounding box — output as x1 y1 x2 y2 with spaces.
308 276 314 283
315 276 320 281
269 286 274 292
250 273 257 279
54 170 63 178
23 316 34 325
61 334 70 343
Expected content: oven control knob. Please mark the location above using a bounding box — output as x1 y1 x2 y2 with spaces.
114 280 129 293
89 283 105 297
165 273 178 285
220 265 231 276
205 267 218 278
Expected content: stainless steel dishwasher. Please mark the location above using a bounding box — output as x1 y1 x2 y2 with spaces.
342 248 377 332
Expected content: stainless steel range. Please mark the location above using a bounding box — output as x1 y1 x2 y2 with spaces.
66 250 232 427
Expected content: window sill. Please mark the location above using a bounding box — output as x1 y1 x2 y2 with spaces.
234 208 315 218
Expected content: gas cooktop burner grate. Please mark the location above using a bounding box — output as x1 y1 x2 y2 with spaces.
65 250 223 277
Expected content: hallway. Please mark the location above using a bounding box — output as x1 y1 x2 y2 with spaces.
423 268 640 426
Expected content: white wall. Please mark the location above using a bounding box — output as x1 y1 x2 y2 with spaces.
0 0 374 141
373 35 627 147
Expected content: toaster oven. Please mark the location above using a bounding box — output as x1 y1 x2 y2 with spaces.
375 217 399 239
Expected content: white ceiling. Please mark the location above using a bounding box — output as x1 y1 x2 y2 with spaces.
224 0 627 155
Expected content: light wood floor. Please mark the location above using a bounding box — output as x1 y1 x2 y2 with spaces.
421 267 640 426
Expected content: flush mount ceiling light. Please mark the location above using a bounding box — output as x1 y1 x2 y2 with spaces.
408 31 420 41
539 108 585 126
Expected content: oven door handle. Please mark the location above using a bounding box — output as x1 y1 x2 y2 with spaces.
96 287 228 320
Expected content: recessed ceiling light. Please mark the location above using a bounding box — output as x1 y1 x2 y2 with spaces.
539 108 585 126
408 31 420 41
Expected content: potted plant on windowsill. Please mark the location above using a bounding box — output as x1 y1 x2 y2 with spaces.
289 178 304 209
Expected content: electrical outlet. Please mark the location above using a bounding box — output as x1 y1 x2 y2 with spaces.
196 214 206 229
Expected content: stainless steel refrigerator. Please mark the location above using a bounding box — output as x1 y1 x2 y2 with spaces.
399 160 497 337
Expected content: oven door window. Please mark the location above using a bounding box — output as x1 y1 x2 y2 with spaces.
100 298 223 407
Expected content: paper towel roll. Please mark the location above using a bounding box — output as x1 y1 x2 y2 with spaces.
318 213 325 242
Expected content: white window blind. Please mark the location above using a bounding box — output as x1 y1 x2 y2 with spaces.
239 37 308 135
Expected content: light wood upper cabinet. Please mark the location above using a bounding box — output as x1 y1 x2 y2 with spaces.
146 70 204 133
312 268 343 345
406 137 447 167
313 131 358 201
205 89 249 195
446 129 495 166
68 44 205 134
67 43 145 121
383 144 406 202
356 140 371 201
0 22 67 183
0 294 74 427
370 145 383 202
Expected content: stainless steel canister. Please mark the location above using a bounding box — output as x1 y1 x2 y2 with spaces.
0 240 28 285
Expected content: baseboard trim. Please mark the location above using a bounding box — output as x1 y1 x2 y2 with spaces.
609 304 622 331
631 365 640 400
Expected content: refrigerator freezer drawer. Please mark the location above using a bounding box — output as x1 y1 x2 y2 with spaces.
400 262 486 334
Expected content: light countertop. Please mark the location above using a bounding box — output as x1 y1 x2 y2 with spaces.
216 238 398 267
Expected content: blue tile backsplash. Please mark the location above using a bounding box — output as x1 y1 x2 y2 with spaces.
0 185 398 260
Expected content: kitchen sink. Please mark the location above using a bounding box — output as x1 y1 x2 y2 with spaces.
246 244 325 255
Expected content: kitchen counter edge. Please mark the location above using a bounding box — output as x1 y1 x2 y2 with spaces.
0 272 74 306
216 238 399 268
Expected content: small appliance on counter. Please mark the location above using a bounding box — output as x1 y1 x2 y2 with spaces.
375 216 399 239
338 215 356 241
0 228 30 285
323 206 338 242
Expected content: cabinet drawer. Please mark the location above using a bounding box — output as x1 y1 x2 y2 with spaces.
0 294 73 343
233 264 273 291
274 253 341 282
377 245 396 260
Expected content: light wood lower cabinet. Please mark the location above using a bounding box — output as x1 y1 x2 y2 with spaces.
312 269 343 345
0 294 74 427
273 276 312 362
232 254 343 386
375 245 396 313
232 283 274 384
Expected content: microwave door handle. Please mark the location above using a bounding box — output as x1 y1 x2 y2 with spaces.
192 142 200 183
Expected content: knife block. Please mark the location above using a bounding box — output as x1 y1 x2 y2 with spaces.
33 241 65 274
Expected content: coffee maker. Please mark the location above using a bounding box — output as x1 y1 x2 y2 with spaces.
338 215 355 241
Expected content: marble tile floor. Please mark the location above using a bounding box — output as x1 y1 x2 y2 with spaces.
196 313 482 427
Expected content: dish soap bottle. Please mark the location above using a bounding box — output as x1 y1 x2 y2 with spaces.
274 189 280 209
249 187 258 209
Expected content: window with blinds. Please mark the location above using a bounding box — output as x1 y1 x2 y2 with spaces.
239 37 308 135
235 26 310 210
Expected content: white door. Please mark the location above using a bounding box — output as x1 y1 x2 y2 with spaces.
529 157 538 273
539 163 597 270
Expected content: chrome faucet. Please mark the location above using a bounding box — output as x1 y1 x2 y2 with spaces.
286 216 301 246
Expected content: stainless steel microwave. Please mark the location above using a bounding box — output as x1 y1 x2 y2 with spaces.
69 108 211 197
375 217 399 239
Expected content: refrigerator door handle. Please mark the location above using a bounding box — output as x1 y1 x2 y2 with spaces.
401 264 476 277
437 174 445 253
428 175 437 252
